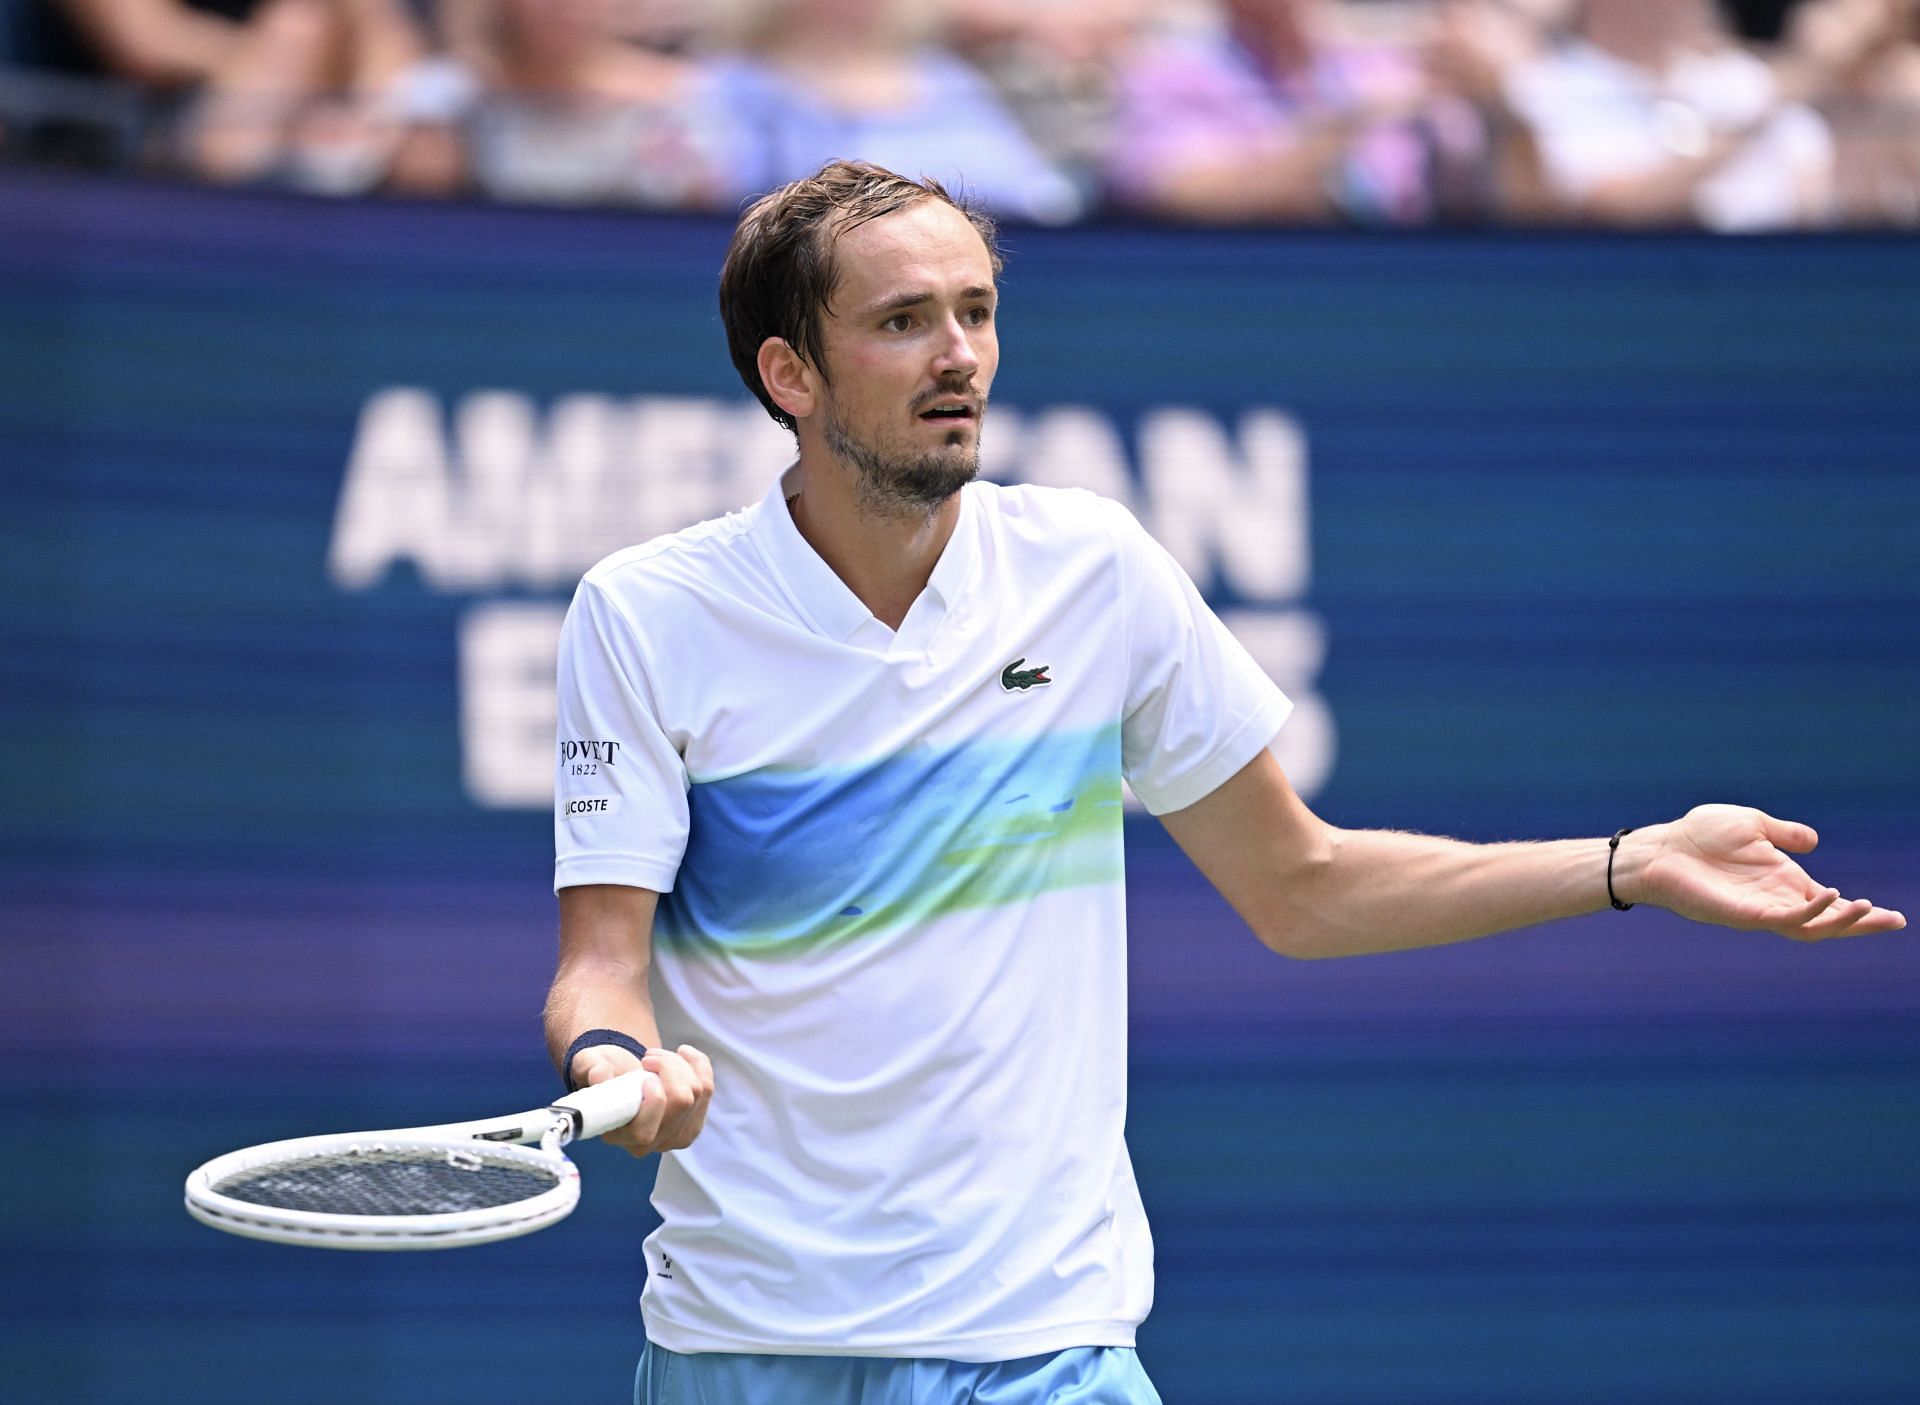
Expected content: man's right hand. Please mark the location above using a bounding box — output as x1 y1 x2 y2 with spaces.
571 1042 715 1159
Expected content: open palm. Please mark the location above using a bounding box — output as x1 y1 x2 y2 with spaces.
1636 805 1906 941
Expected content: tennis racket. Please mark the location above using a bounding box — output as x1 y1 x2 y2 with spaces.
183 1070 648 1251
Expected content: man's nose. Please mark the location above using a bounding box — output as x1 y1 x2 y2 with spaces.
931 314 981 376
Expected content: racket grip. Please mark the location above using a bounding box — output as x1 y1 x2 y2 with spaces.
550 1069 649 1140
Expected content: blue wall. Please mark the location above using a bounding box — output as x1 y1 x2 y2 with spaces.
2 167 1916 1403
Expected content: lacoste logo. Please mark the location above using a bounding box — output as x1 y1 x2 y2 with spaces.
1000 657 1052 692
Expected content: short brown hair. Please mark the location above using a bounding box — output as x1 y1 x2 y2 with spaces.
719 160 1003 433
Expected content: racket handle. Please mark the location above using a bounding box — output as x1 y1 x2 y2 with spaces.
550 1069 649 1140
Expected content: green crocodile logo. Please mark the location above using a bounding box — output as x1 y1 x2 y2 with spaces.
1000 658 1052 692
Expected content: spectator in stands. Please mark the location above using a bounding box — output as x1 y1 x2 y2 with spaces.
35 0 459 191
1499 0 1834 228
939 0 1148 214
438 0 726 207
1101 0 1486 225
1779 0 1920 222
1422 0 1558 220
38 0 281 87
705 0 1084 223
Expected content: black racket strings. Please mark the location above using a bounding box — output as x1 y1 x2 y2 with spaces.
213 1144 562 1217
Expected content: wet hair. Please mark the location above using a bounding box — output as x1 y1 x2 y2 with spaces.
719 160 1003 433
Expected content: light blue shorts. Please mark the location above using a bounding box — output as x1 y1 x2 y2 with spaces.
635 1342 1162 1405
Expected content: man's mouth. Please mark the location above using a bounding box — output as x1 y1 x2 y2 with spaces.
917 403 977 423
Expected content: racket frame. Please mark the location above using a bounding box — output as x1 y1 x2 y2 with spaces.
183 1071 647 1250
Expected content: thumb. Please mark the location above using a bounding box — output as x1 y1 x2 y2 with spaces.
1760 811 1818 854
575 1044 644 1087
584 1059 620 1086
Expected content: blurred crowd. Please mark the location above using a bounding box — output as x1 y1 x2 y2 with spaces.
3 0 1918 227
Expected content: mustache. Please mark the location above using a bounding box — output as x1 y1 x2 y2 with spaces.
910 380 987 414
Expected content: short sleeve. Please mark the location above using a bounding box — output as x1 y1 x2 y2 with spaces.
553 578 691 893
1113 503 1293 814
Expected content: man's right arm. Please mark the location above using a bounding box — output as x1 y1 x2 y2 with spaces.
546 883 713 1159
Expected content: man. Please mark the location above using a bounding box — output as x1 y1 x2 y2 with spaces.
545 159 1904 1405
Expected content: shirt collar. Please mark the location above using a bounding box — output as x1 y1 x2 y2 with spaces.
751 463 979 648
922 483 978 612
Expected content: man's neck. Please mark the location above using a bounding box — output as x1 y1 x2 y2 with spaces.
786 460 963 633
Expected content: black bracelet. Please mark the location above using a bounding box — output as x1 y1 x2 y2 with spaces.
1607 828 1634 911
563 1028 650 1093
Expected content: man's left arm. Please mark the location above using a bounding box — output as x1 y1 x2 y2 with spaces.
1160 747 1907 958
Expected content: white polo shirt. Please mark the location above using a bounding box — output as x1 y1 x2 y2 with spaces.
554 468 1290 1361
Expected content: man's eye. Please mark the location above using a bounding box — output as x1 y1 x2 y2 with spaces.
883 314 912 332
967 306 993 326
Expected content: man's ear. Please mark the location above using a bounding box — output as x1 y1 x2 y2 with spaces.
758 337 818 422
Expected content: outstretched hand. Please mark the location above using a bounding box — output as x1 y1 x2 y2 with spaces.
1623 805 1906 941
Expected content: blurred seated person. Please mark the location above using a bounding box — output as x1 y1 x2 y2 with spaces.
937 0 1150 214
1779 0 1920 222
1499 0 1834 228
706 0 1084 223
1103 0 1488 225
1422 0 1559 220
437 0 726 207
37 0 275 86
42 0 459 192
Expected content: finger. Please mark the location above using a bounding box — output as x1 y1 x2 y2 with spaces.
677 1044 715 1096
1792 895 1873 941
1808 902 1908 941
641 1048 698 1102
1769 885 1838 931
605 1074 668 1157
1759 812 1818 854
674 1045 715 1143
577 1044 644 1087
640 1050 705 1147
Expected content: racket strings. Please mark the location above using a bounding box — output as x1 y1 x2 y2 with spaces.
212 1144 562 1217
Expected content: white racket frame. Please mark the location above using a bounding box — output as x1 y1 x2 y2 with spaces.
183 1071 648 1251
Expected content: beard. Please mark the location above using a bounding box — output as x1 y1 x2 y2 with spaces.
822 395 981 519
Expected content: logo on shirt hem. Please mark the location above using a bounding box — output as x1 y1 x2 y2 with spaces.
563 796 621 819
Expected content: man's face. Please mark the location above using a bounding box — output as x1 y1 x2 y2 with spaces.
810 200 999 516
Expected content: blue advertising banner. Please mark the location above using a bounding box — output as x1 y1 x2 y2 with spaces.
2 167 1916 1404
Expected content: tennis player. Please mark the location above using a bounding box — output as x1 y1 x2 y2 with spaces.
544 159 1905 1405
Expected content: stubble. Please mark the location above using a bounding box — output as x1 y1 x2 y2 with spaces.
822 400 983 520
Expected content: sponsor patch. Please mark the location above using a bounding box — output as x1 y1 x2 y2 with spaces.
560 739 622 778
562 795 621 820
